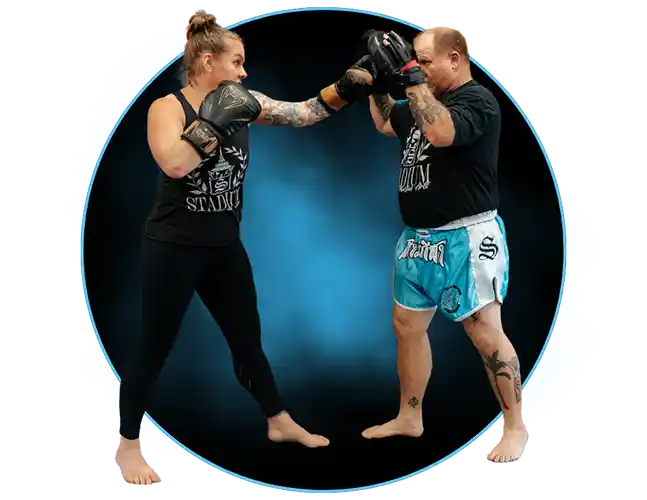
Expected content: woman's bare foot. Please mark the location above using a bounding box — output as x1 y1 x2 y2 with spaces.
115 437 161 485
267 412 330 448
487 425 529 463
361 416 424 439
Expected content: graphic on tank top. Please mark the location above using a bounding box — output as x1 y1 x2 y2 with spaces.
399 127 432 193
184 145 248 213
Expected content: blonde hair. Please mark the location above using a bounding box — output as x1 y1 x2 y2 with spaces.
183 10 242 81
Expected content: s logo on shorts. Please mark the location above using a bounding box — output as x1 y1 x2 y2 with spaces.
440 285 462 314
478 236 499 260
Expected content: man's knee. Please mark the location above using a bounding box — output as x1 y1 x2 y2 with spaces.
393 305 434 339
462 302 504 349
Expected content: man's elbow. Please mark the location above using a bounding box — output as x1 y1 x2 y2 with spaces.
374 121 395 137
423 128 455 147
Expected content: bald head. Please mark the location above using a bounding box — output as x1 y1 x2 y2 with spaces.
412 27 472 95
415 27 470 62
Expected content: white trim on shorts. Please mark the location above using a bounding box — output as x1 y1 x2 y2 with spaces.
419 210 498 232
393 298 438 312
452 215 508 322
454 298 500 322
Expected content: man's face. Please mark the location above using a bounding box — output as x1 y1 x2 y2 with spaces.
414 34 457 95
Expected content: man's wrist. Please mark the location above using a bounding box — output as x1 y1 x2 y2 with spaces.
401 66 425 88
401 59 419 72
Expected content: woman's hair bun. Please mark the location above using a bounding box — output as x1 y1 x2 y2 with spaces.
186 10 218 40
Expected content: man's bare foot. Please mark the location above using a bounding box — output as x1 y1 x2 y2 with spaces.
487 425 529 463
267 412 330 448
115 437 161 485
361 417 424 439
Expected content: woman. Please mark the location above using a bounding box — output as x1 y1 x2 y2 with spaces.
115 10 375 485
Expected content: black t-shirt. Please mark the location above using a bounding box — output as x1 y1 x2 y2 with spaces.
143 91 249 246
389 80 501 228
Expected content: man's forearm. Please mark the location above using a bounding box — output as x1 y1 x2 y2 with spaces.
369 94 395 130
373 94 395 121
405 84 455 146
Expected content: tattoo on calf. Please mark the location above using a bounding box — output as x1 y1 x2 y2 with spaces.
507 356 523 405
407 91 444 129
481 350 522 410
407 396 420 409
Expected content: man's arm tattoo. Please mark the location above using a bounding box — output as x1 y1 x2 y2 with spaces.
481 349 522 410
374 94 395 122
407 90 445 130
250 91 330 127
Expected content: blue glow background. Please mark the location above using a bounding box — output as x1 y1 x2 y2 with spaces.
39 9 640 494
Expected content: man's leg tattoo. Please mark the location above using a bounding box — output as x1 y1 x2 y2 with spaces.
408 396 420 409
481 350 522 410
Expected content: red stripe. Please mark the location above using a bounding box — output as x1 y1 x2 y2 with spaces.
463 24 640 56
401 60 419 71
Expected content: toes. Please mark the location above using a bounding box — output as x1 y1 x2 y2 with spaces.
146 468 159 484
314 435 330 445
362 425 382 438
361 429 372 438
306 434 330 447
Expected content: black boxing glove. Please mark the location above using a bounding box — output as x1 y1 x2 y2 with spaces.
317 55 377 113
333 55 377 104
355 30 392 95
355 29 384 60
354 29 406 98
181 81 261 159
368 31 425 88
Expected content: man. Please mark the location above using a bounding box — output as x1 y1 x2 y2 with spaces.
359 27 528 463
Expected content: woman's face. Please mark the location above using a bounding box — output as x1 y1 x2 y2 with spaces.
203 38 248 87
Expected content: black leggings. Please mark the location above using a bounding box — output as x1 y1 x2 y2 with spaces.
119 236 284 440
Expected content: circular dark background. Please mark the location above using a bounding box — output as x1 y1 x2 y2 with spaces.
83 9 564 492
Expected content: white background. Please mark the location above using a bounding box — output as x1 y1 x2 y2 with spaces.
0 0 647 498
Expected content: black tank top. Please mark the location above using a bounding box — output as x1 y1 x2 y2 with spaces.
143 90 251 247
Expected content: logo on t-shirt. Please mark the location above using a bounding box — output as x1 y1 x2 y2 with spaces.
397 237 447 267
185 146 248 213
399 128 432 193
